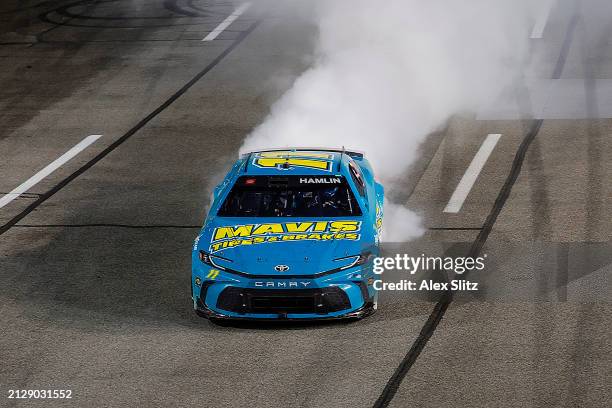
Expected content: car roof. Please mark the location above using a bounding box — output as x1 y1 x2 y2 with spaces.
242 149 359 176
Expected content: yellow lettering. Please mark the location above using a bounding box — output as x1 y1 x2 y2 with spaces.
255 157 331 171
253 223 284 235
285 222 314 233
329 221 360 232
313 221 328 232
213 225 253 241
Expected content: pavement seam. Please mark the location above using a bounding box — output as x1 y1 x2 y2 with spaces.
0 19 261 237
372 119 543 408
372 6 580 404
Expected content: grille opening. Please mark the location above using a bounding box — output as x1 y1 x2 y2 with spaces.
217 287 351 315
251 295 314 312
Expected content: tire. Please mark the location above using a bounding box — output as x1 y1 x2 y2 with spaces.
209 317 232 327
194 309 208 319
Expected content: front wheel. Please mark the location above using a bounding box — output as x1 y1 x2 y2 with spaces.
195 309 208 319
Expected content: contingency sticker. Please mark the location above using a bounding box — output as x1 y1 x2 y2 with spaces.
209 220 362 252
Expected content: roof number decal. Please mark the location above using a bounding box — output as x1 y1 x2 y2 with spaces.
253 151 335 172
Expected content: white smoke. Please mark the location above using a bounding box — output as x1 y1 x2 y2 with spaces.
381 198 425 242
241 0 537 241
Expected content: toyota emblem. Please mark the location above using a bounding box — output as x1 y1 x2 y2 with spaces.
274 265 290 272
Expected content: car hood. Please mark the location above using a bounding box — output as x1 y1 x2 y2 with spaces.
197 217 368 276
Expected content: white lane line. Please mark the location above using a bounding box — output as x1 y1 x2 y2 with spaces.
202 3 251 41
531 0 556 39
0 134 102 209
443 134 501 214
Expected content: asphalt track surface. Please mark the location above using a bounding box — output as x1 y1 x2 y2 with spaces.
1 1 611 407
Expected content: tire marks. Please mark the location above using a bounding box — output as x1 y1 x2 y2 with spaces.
373 119 543 408
372 6 581 406
0 20 260 237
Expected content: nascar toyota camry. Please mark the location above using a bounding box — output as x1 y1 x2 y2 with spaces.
192 148 384 320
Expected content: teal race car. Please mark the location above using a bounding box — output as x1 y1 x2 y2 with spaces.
192 148 384 320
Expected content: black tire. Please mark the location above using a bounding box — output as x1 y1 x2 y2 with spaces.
194 309 208 319
209 317 232 327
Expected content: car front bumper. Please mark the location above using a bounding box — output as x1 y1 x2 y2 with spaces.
195 296 376 321
191 265 376 320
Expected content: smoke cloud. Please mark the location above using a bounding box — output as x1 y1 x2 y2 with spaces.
241 0 537 241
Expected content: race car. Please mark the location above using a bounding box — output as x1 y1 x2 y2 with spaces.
191 148 384 320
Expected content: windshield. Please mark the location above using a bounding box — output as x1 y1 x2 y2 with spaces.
217 176 362 217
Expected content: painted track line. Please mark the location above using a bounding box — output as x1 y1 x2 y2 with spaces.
443 134 501 213
0 135 102 209
0 21 260 237
531 0 555 39
373 9 577 406
202 2 251 41
374 121 543 408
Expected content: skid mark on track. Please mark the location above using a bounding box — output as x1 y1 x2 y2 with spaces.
0 19 261 237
